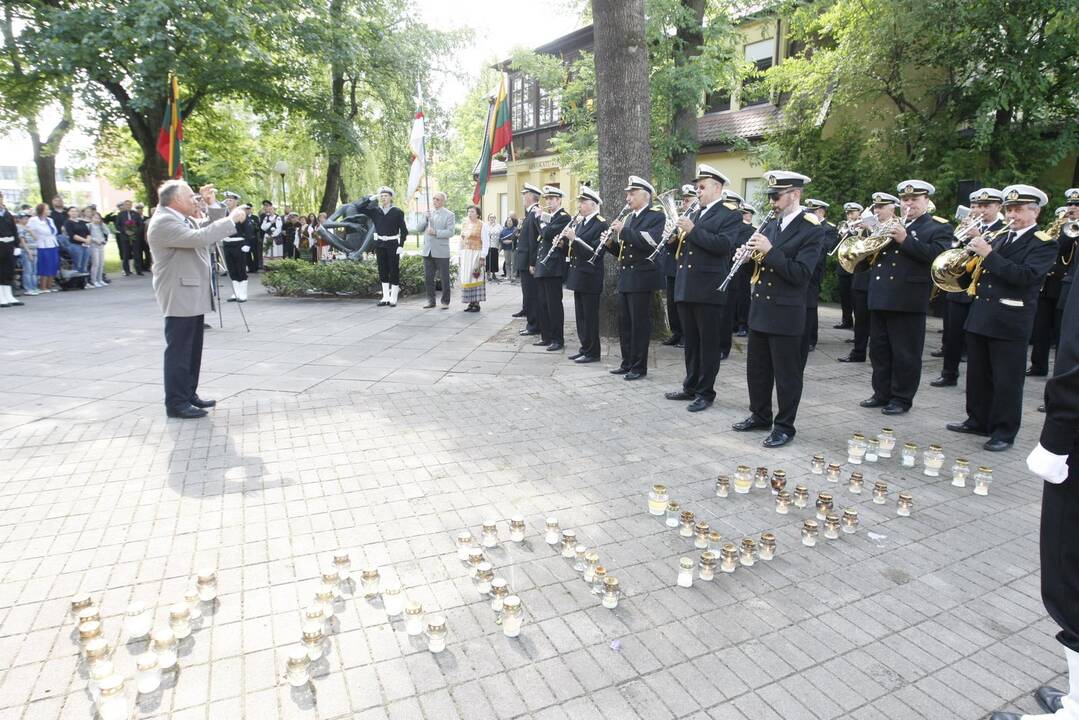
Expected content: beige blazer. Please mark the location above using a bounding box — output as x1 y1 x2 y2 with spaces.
147 206 236 317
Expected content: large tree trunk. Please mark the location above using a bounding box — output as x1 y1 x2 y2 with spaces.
592 0 652 336
318 0 355 215
321 155 344 215
671 0 705 183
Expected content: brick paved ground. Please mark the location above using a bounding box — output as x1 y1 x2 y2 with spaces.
0 271 1066 719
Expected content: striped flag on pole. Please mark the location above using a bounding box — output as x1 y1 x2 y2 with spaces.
156 75 183 178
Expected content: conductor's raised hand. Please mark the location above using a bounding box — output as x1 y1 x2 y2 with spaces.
199 184 217 206
229 206 248 224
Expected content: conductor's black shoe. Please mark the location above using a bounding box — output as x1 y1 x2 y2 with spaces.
859 396 887 408
833 322 853 329
930 376 957 387
946 420 987 435
532 340 549 346
568 353 583 360
1026 366 1048 377
575 355 599 364
661 336 682 346
166 404 208 419
989 713 1021 720
609 367 629 375
519 329 538 336
984 438 1013 452
732 416 771 432
837 354 865 363
190 397 216 409
546 342 564 352
203 323 212 329
1035 686 1065 714
763 430 793 448
624 371 645 381
930 349 945 358
687 397 712 413
423 303 435 308
227 297 238 302
511 310 526 317
881 402 908 415
665 391 694 401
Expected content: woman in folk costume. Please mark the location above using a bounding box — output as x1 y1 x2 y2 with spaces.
458 204 489 312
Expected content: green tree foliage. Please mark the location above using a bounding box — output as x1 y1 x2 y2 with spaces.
763 0 1079 214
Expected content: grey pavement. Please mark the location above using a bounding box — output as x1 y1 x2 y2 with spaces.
0 270 1065 719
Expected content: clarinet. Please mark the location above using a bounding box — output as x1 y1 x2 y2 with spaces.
539 213 582 266
718 210 776 292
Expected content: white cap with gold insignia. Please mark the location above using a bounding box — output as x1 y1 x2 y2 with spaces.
624 175 655 195
896 180 935 197
1001 184 1048 207
694 164 729 185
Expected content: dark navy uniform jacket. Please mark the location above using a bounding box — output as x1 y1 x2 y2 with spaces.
672 200 742 305
866 213 951 313
533 208 572 279
610 207 666 294
565 214 609 294
748 210 824 337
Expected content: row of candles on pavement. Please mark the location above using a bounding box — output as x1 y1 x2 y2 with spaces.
842 429 993 494
70 570 218 719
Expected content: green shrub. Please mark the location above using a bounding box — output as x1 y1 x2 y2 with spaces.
262 256 456 298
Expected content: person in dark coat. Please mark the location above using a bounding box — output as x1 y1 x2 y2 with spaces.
719 202 757 359
1030 193 1079 377
803 198 833 359
532 186 572 350
659 185 696 348
515 184 543 335
837 201 872 363
563 186 608 363
356 186 408 307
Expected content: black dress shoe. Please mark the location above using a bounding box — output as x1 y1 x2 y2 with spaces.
568 352 583 360
661 336 682 346
575 356 598 364
1035 686 1065 713
687 397 712 412
609 367 629 375
837 354 865 363
190 397 216 409
532 340 550 346
984 438 1013 452
423 303 435 308
624 371 645 380
859 396 887 408
519 330 538 336
989 713 1021 720
732 416 771 432
763 429 793 448
546 342 564 352
929 376 957 387
833 322 853 329
881 402 908 415
674 342 684 348
946 420 988 435
511 311 526 317
227 296 238 302
1026 367 1048 377
930 349 945 358
664 390 694 401
166 404 208 419
844 338 854 344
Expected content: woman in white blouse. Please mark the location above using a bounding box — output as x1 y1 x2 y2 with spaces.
26 203 58 292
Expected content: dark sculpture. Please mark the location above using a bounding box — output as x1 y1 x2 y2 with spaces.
316 196 377 259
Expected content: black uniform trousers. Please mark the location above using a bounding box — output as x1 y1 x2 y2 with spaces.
800 307 819 362
664 276 683 341
223 240 248 282
1041 469 1079 652
837 274 854 326
164 315 205 412
118 234 143 274
573 292 601 359
139 233 152 271
851 289 870 359
520 269 539 332
248 239 263 272
964 332 1027 442
1030 296 1057 375
678 302 723 401
375 245 400 284
537 277 564 344
941 302 970 381
869 310 926 408
719 301 736 357
733 267 751 331
618 291 652 374
747 330 804 435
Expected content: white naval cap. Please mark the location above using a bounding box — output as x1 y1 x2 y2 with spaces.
521 183 542 196
541 185 564 198
721 189 745 204
1065 188 1079 205
843 202 864 213
804 199 829 210
223 190 241 200
896 179 935 197
377 186 394 196
870 191 900 207
969 188 1003 204
764 170 811 190
1002 184 1048 207
741 202 757 215
680 184 698 197
624 175 655 195
694 164 729 185
577 186 602 205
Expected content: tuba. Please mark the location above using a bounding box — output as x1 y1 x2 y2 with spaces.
836 208 909 273
930 221 1013 293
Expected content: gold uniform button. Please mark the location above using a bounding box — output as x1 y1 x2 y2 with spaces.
876 276 881 280
890 276 895 280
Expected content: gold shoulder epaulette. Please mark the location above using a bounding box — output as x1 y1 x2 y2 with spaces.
723 201 740 211
826 221 836 228
932 215 949 224
802 212 820 225
1035 230 1052 241
597 216 606 223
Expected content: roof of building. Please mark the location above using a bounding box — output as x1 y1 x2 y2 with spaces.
698 104 780 146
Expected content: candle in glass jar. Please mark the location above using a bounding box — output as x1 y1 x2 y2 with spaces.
802 520 819 547
361 566 381 598
720 543 738 573
825 463 842 483
847 433 867 464
135 652 161 694
865 438 880 462
676 557 694 588
85 637 111 671
648 484 669 515
544 517 560 545
196 568 217 602
382 580 404 616
793 485 809 508
489 579 509 613
305 604 327 632
739 538 758 566
456 531 475 561
716 475 730 497
901 442 918 467
754 467 769 489
759 533 776 561
405 601 425 635
151 627 177 670
95 674 129 720
775 490 792 514
878 428 896 458
286 646 310 687
951 458 970 487
872 481 888 504
848 472 864 495
811 453 825 474
708 530 722 552
70 593 94 622
302 621 326 661
124 602 152 640
973 466 992 496
823 514 840 540
591 566 607 595
698 551 717 581
693 521 710 549
321 567 341 598
770 469 787 495
734 465 752 494
923 444 944 477
501 596 524 637
678 511 695 538
897 492 914 517
169 603 191 640
473 563 494 596
842 508 859 534
816 491 833 520
426 615 447 653
665 501 681 528
560 530 577 559
79 620 102 654
602 577 621 609
184 587 203 622
466 549 485 576
481 520 499 548
509 516 526 542
77 606 102 628
334 552 351 582
572 545 589 573
583 551 600 582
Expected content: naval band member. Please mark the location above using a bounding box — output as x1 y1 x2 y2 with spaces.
837 201 871 363
732 170 824 448
515 184 543 336
532 186 572 350
219 191 253 303
803 198 833 359
357 186 408 307
563 186 608 363
607 176 666 380
660 185 696 348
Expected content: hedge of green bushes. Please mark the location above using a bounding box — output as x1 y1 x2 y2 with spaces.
261 256 456 298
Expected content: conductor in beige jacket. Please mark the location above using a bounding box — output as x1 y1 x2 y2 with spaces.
148 180 247 419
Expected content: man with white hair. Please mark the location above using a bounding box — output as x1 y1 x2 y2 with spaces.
147 180 247 419
421 191 454 308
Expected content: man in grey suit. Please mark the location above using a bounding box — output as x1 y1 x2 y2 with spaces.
421 191 455 308
148 180 247 419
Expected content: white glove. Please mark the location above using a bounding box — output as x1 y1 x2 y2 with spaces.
396 246 404 257
241 246 250 253
1027 442 1070 484
13 248 21 256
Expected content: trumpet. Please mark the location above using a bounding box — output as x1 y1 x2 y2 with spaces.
539 213 582 266
836 207 910 273
645 189 696 262
589 204 632 264
828 209 873 256
719 210 775 291
930 220 1013 293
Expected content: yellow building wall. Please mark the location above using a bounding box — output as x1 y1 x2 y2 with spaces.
481 156 586 222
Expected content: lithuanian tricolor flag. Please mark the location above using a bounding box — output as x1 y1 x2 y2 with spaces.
156 75 183 178
472 74 512 205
